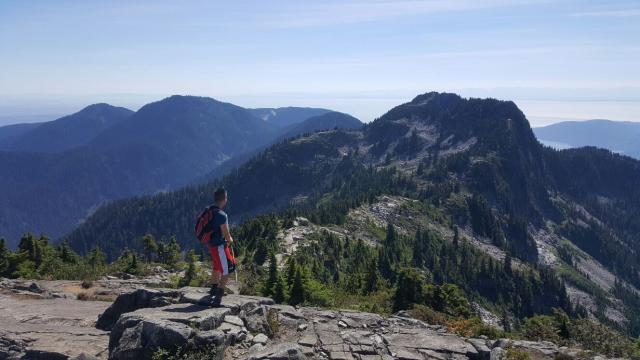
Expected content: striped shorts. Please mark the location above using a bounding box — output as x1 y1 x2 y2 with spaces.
208 244 236 275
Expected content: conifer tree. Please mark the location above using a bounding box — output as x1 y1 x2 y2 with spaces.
378 248 393 280
141 234 158 262
289 268 305 306
363 257 381 294
272 274 287 303
0 238 9 276
165 236 181 269
180 250 197 287
286 258 297 289
453 226 460 248
254 239 268 265
393 268 425 312
412 229 425 268
58 240 77 264
263 251 279 297
385 223 397 245
126 252 139 275
87 247 106 270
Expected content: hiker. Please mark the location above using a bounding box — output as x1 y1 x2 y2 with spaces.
195 187 237 307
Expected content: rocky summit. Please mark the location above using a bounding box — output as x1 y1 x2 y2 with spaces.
0 278 602 360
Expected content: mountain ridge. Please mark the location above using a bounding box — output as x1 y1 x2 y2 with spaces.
0 97 356 246
60 92 640 336
0 103 134 153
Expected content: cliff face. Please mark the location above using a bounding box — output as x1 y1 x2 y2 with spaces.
0 277 605 360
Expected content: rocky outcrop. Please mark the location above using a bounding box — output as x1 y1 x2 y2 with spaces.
107 287 275 359
0 281 111 359
0 279 604 360
96 288 180 330
101 287 593 360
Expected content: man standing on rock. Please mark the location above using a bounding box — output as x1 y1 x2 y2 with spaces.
195 187 237 307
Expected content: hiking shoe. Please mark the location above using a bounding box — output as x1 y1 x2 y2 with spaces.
209 287 224 307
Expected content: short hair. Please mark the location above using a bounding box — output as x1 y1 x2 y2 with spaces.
214 187 227 203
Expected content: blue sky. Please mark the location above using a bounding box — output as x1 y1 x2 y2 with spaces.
0 0 639 126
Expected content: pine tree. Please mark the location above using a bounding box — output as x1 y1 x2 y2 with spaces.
180 250 197 287
378 249 393 280
263 251 279 297
453 226 460 248
289 268 305 306
126 252 140 275
140 234 158 262
272 274 287 303
363 258 381 294
286 259 297 289
165 236 181 269
18 234 38 264
0 238 9 276
385 223 397 245
58 240 77 264
393 268 425 312
412 229 425 268
87 247 106 270
254 240 268 265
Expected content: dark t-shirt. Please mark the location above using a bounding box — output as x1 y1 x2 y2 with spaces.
209 207 228 247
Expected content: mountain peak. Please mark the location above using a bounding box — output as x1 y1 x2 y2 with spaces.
409 91 463 106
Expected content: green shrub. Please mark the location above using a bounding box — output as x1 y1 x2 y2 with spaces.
152 346 222 360
570 318 635 358
521 315 561 343
504 346 530 360
447 317 505 339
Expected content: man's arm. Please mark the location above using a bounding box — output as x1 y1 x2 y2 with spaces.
221 223 234 244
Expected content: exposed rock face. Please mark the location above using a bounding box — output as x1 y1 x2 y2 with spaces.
99 286 593 360
0 281 111 359
0 279 605 360
96 288 180 330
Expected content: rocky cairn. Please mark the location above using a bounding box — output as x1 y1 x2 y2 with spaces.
0 279 598 359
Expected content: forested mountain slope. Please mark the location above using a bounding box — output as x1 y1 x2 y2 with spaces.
63 92 640 336
0 122 43 148
0 96 353 246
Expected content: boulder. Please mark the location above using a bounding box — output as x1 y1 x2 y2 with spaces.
467 338 491 360
109 315 194 360
253 334 269 345
96 288 179 330
244 306 272 335
192 330 226 347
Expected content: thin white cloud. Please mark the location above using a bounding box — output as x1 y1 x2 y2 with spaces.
570 9 640 17
261 0 540 28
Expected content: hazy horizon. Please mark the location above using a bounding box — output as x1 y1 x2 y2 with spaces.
1 0 639 126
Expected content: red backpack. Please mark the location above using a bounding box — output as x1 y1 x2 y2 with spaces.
194 206 220 245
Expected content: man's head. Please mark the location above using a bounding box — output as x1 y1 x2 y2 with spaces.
214 187 228 208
